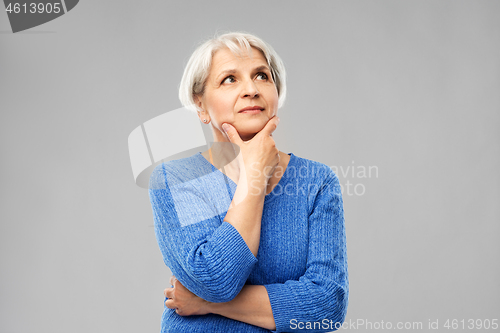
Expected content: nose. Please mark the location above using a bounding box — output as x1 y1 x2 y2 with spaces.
240 79 259 98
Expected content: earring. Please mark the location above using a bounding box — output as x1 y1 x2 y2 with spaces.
203 119 208 123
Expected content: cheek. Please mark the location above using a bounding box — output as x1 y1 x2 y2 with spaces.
207 94 235 119
206 102 232 132
267 88 279 112
262 83 278 100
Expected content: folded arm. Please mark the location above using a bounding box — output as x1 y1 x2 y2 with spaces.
166 280 275 330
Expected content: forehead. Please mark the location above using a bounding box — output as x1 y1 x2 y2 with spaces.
210 47 268 74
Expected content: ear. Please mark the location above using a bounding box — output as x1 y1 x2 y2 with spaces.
194 95 203 112
194 95 210 122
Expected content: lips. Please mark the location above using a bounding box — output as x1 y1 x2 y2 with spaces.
238 106 264 113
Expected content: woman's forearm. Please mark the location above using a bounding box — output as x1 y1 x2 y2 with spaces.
224 170 266 257
208 285 276 331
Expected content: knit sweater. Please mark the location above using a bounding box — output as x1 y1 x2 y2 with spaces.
148 152 348 333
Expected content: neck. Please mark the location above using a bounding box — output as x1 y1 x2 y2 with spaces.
208 128 277 183
208 142 239 166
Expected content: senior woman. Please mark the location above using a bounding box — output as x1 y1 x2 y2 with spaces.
148 32 348 332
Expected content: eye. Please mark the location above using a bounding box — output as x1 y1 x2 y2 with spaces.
256 72 268 81
222 75 236 84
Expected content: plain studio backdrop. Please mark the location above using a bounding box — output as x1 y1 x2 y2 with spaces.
1 1 499 332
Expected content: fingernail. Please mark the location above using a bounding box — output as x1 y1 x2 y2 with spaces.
222 124 229 133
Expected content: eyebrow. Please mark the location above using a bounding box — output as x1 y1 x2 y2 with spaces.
215 65 271 81
254 65 271 73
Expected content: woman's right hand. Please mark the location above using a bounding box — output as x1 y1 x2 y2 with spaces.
221 116 280 196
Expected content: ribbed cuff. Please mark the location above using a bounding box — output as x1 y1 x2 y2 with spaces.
265 281 346 332
265 283 298 332
203 222 258 301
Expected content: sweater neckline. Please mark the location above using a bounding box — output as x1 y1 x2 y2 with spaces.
196 152 295 203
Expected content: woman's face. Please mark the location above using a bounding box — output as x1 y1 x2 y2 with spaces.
196 47 279 142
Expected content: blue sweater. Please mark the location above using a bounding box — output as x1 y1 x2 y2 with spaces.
148 152 348 332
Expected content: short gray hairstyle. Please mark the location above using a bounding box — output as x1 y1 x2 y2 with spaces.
179 32 287 112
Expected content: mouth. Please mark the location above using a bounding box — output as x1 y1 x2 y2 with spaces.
238 106 264 114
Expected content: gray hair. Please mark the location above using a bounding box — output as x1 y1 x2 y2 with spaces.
179 32 287 112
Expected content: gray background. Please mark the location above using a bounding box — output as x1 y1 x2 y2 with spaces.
1 1 499 332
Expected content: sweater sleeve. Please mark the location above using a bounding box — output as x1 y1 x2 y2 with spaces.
149 163 258 303
264 170 348 332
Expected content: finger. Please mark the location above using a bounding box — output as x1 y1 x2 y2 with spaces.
165 287 175 299
258 116 280 137
221 123 243 145
175 279 186 291
165 298 176 309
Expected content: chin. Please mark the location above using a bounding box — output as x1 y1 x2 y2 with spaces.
236 123 266 136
